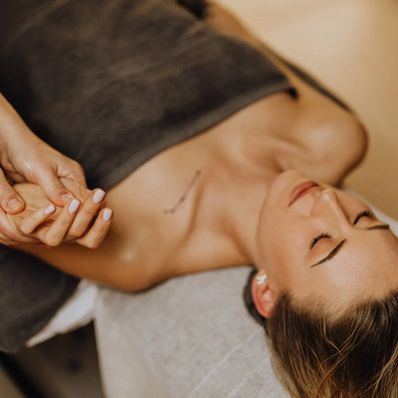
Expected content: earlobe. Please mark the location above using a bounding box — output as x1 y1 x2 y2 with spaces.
251 270 276 318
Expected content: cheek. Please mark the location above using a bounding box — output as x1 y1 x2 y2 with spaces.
261 210 305 252
258 213 296 266
259 219 311 285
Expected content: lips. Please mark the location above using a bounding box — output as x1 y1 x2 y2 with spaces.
288 180 319 206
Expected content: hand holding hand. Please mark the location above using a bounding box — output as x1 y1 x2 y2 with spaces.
9 179 113 249
0 93 87 245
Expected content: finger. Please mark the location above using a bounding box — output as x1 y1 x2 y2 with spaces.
66 189 106 239
76 208 112 249
0 208 38 244
0 168 25 214
69 161 87 188
6 171 26 183
0 209 17 242
19 204 57 235
0 228 17 246
43 198 80 246
57 160 87 189
36 168 74 207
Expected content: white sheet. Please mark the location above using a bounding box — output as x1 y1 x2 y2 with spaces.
27 279 99 347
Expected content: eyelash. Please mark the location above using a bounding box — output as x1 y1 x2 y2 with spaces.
357 210 373 219
309 233 331 249
309 210 375 249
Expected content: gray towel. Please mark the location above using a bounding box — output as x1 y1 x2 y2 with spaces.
0 0 294 353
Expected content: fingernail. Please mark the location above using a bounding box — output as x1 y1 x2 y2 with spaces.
61 193 75 204
68 199 80 214
92 189 105 204
44 204 56 215
7 198 23 212
102 208 112 221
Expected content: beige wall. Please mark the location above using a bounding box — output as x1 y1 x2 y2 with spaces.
218 0 398 218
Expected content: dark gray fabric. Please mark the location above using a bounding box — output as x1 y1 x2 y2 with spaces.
0 0 294 353
176 0 208 18
0 0 295 191
0 250 79 353
270 52 351 111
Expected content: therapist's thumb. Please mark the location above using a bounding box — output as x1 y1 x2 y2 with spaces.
0 168 25 214
36 169 74 207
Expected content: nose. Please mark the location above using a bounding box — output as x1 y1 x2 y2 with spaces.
312 188 350 228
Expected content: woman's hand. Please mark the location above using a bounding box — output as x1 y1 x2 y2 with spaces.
0 93 87 245
8 179 112 249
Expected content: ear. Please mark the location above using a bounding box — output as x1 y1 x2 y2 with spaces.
251 271 277 318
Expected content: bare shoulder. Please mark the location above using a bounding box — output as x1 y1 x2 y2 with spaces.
295 99 367 185
206 1 367 184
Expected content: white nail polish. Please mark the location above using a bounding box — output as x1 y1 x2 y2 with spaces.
92 189 105 204
61 194 74 203
102 208 112 221
44 204 56 215
68 199 80 214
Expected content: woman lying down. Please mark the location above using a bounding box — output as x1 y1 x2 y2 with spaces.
2 0 398 397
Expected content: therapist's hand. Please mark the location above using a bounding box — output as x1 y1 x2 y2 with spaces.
0 93 87 245
1 133 86 210
9 179 112 249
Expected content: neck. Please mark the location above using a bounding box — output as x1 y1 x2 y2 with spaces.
188 93 359 271
187 94 308 269
193 136 301 270
219 173 273 267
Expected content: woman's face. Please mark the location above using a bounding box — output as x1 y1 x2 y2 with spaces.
256 170 398 315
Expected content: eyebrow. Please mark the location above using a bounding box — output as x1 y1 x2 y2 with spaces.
310 224 390 268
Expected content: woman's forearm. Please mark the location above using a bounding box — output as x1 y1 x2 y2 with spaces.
8 180 153 291
17 235 141 291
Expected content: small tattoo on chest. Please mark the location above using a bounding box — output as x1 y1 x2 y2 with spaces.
163 169 201 214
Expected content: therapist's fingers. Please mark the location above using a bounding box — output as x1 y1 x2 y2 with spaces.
66 188 106 239
0 168 25 214
0 209 19 245
0 209 40 244
35 167 74 207
19 204 57 235
76 208 113 249
42 198 80 246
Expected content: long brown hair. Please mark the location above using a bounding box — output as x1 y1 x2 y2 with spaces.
244 270 398 397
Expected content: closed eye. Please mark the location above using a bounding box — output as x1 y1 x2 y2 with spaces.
309 210 391 268
309 210 379 251
353 210 374 225
309 233 331 249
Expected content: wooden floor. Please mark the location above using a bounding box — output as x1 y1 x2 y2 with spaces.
220 0 398 218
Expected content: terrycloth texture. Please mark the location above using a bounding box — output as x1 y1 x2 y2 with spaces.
0 251 78 354
0 0 295 190
0 0 294 353
95 267 289 398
